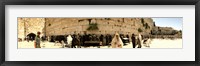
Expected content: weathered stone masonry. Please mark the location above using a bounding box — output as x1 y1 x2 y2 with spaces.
18 18 155 39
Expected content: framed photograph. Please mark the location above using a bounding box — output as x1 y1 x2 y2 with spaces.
0 0 199 66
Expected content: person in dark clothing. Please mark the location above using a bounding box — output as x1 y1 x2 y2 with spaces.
79 34 84 46
141 35 144 40
103 35 106 46
104 34 113 45
26 36 29 42
86 34 90 41
72 34 76 38
131 34 136 48
71 37 76 48
120 34 123 39
125 34 130 43
126 34 129 38
120 34 126 45
82 34 86 46
105 34 109 45
41 36 45 42
99 34 104 45
93 34 99 41
108 34 112 45
77 34 82 46
50 36 54 42
99 34 104 42
71 35 81 48
64 35 68 44
88 34 92 41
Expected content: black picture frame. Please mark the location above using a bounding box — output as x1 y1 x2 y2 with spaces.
0 0 199 66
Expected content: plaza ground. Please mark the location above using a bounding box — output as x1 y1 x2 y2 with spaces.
18 39 182 48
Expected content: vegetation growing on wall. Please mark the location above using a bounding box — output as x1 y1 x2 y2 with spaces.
87 23 99 31
138 28 143 33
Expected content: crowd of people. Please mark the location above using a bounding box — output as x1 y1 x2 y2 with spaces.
22 32 150 48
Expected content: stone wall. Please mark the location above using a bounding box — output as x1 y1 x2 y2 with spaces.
45 18 154 36
18 18 45 39
18 18 155 38
151 26 179 35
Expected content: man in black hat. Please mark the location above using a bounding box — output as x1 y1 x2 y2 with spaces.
131 33 136 48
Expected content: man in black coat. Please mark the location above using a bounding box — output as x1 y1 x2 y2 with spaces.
126 34 129 38
79 34 84 46
99 34 104 45
105 34 109 45
82 34 86 46
108 34 112 45
131 34 136 48
71 35 81 48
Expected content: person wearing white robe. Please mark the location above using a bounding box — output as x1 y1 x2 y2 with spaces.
67 35 73 48
111 33 123 48
138 34 142 48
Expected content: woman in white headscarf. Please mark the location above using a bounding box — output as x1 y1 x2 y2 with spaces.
111 33 123 48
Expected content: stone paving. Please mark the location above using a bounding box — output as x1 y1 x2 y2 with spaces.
18 39 182 49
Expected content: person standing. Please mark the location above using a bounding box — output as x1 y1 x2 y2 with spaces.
78 34 83 46
76 34 81 48
108 34 112 45
137 34 142 48
111 33 123 48
82 34 86 46
126 34 130 43
35 32 41 48
99 34 104 45
72 35 81 48
26 36 29 42
41 36 44 42
67 35 73 48
105 34 109 45
131 34 136 48
126 34 129 38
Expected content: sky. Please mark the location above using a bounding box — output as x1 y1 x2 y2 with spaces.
152 18 182 30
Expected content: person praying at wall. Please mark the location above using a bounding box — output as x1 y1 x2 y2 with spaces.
99 34 104 46
105 34 109 45
108 34 112 45
111 33 123 48
72 35 81 48
34 32 41 48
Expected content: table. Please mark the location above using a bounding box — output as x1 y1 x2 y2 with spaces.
84 41 100 46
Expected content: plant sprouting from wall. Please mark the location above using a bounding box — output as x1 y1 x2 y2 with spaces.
138 28 143 33
87 23 99 31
